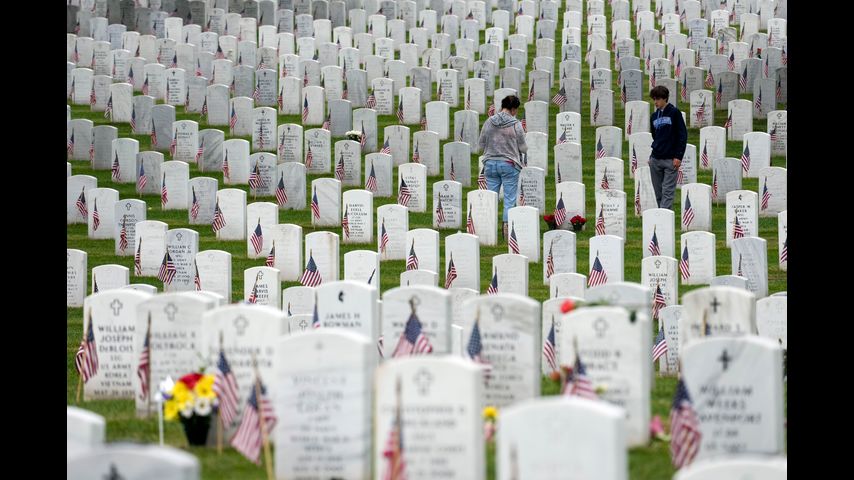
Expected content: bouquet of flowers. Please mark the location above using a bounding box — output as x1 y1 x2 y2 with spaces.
162 373 218 445
542 214 557 230
569 215 587 231
345 130 363 142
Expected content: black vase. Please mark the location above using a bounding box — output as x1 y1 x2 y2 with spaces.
181 415 211 446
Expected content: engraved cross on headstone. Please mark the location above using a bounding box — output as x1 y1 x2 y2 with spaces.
109 299 124 316
164 302 178 320
414 368 434 395
718 349 731 371
710 296 722 313
299 318 308 331
234 315 249 335
593 317 609 337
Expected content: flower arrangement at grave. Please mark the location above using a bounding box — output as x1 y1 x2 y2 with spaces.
162 372 218 446
543 214 558 230
345 130 362 142
483 406 498 442
569 215 587 231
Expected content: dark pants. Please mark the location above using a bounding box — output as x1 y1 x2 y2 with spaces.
649 156 678 210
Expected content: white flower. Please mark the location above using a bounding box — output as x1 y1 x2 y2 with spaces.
194 396 213 416
180 401 195 418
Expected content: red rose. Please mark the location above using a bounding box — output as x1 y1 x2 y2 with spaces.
560 299 575 313
179 372 204 390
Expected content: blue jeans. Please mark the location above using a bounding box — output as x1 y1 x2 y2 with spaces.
484 159 519 222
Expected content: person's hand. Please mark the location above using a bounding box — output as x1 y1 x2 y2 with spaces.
673 158 681 169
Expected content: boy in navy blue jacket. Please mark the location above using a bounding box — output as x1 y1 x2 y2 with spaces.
649 86 688 210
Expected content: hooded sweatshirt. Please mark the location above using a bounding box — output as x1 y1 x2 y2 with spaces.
478 111 528 169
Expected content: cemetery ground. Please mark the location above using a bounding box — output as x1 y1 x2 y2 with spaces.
67 11 787 480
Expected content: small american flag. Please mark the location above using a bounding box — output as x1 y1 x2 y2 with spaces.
361 124 367 147
300 96 308 122
380 138 391 155
380 219 390 253
303 68 309 87
190 187 200 220
412 142 420 163
557 163 563 183
366 161 378 192
342 205 350 239
683 193 695 227
322 112 331 130
305 146 313 168
626 111 633 136
648 228 661 256
149 120 157 146
230 104 238 129
596 206 606 235
554 194 567 227
631 146 638 175
195 59 202 77
670 379 701 468
650 69 657 87
728 51 736 70
275 173 288 207
740 143 751 173
544 316 558 372
620 83 627 104
705 69 714 89
72 43 80 62
776 78 782 101
552 86 567 106
118 215 129 252
311 188 320 220
680 243 691 280
715 81 723 106
89 85 96 105
733 216 745 239
382 382 406 480
449 160 456 181
397 177 411 207
213 348 240 427
406 240 419 271
695 97 706 123
518 185 526 206
546 240 555 279
487 269 499 295
169 129 178 157
250 219 264 255
252 84 261 103
675 58 682 78
712 170 718 200
466 205 476 234
467 317 489 367
680 77 687 101
230 376 277 465
764 57 769 77
739 65 748 90
366 89 377 108
212 200 227 232
652 327 668 362
527 80 535 101
563 351 598 399
142 75 149 95
761 180 771 210
93 275 98 293
600 167 610 189
157 250 177 284
477 166 487 189
248 162 261 190
110 152 121 181
265 242 276 268
76 187 88 218
396 98 405 123
754 89 762 112
593 98 600 123
104 95 113 119
222 150 231 179
677 164 684 185
194 264 202 290
435 197 446 226
136 315 150 398
312 300 320 328
134 237 143 275
67 130 75 157
508 222 520 254
300 251 322 286
130 106 137 131
170 53 177 69
392 309 434 357
465 90 471 110
652 283 667 319
76 313 99 383
780 237 788 263
444 254 457 289
161 173 168 207
596 138 606 158
588 251 608 287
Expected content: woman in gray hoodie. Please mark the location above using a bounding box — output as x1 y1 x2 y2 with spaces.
478 95 528 240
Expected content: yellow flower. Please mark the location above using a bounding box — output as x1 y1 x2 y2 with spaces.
482 406 498 420
194 375 216 399
172 381 190 399
164 400 180 421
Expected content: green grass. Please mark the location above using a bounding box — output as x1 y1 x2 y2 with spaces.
68 5 786 478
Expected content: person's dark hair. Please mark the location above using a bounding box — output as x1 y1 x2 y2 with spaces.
501 95 521 110
650 86 669 100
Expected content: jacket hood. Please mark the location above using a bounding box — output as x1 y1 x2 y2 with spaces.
489 111 519 128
